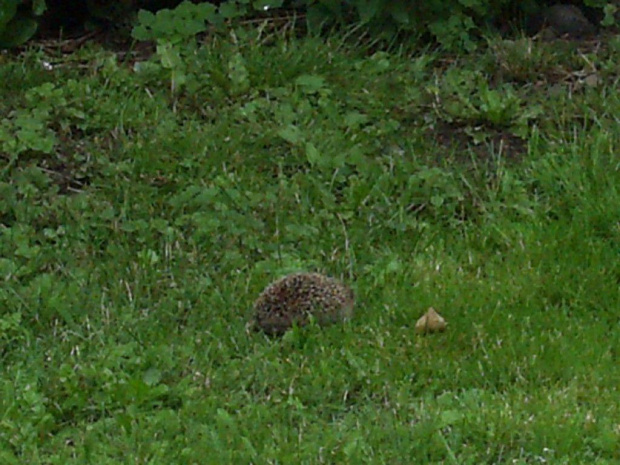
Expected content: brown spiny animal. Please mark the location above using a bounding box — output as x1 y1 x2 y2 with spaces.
253 272 354 336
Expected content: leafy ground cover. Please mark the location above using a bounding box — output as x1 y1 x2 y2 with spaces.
1 27 619 463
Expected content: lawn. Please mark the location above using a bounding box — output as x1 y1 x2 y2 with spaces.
1 26 619 464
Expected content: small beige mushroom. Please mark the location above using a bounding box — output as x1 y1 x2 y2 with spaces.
415 307 447 334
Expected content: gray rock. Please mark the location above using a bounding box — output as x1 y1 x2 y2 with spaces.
544 4 596 38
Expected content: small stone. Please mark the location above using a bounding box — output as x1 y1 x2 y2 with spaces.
583 73 600 87
544 4 596 39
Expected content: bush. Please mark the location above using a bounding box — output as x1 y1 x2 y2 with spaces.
0 0 45 48
2 1 614 51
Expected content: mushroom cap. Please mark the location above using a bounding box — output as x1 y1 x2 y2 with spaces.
415 307 447 334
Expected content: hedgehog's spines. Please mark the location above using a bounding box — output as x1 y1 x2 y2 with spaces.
253 272 354 336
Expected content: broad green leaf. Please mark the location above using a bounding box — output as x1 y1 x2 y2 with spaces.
305 142 321 165
439 409 464 428
0 0 19 28
157 43 183 69
388 1 411 25
0 15 37 48
355 0 382 24
295 74 326 94
431 195 445 207
228 52 250 94
143 368 162 387
219 1 246 19
277 125 303 145
32 0 46 15
344 111 369 129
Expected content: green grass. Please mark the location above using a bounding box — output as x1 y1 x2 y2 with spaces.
1 30 619 464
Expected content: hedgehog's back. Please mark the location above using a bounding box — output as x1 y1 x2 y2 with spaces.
253 272 354 335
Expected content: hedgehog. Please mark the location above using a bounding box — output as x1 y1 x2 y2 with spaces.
253 272 354 336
